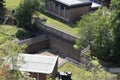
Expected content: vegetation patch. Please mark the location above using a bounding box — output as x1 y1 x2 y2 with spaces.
0 25 29 79
5 0 79 36
59 62 92 80
39 13 79 36
59 62 116 80
5 0 23 10
0 25 34 42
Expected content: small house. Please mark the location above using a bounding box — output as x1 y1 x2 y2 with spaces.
9 54 58 80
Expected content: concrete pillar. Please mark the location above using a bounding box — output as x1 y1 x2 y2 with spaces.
54 2 56 13
58 5 61 16
63 7 66 19
37 73 39 80
49 1 51 10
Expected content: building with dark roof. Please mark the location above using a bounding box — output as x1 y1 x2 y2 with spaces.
43 0 102 22
44 0 92 22
42 0 110 22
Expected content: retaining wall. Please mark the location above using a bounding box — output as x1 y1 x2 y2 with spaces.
36 22 91 64
35 20 79 42
19 35 49 53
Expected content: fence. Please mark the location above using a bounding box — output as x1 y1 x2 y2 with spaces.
106 67 120 74
81 45 90 55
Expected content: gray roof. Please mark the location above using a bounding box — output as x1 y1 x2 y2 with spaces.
9 54 58 74
55 0 101 8
56 0 91 6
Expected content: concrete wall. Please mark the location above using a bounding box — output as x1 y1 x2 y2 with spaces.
26 40 49 53
36 23 78 42
19 22 91 65
36 23 91 63
19 35 49 53
49 34 80 61
36 23 81 61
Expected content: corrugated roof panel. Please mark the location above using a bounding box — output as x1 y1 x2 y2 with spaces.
9 54 58 74
56 0 83 6
56 0 91 6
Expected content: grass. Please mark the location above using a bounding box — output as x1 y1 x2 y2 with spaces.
39 13 79 36
0 25 22 36
0 25 19 44
58 62 117 80
59 62 92 80
5 0 23 10
0 25 33 42
5 0 79 36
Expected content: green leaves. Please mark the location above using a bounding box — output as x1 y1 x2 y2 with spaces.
76 7 113 61
0 25 27 57
0 0 6 24
0 41 26 57
15 0 44 27
76 0 120 66
110 0 120 64
0 25 27 80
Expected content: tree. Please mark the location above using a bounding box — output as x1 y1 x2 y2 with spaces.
0 41 26 80
110 0 120 64
76 7 113 62
0 26 35 80
0 0 6 24
0 38 36 80
15 0 44 28
76 0 120 66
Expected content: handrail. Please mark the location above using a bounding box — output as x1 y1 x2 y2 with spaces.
81 45 90 55
3 17 9 25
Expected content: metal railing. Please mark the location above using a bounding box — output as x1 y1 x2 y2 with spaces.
81 45 90 55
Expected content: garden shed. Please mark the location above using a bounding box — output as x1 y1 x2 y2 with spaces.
9 54 58 80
